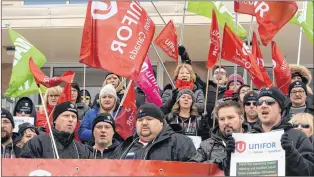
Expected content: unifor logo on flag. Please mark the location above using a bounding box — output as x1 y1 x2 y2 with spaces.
154 20 178 61
80 1 155 80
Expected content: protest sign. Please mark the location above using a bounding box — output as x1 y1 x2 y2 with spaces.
187 136 202 149
230 130 285 176
13 116 35 132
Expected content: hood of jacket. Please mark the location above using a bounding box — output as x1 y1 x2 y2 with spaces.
13 97 37 119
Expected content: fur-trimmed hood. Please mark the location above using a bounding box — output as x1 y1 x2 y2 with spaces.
289 64 312 94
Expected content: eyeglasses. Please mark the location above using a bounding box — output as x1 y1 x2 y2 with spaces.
257 99 276 106
244 102 257 106
292 123 310 129
214 71 226 75
49 95 60 98
290 90 305 95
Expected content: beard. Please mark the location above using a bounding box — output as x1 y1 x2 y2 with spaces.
1 133 11 144
140 128 152 137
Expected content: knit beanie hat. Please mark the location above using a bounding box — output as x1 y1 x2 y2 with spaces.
1 108 14 128
288 81 307 97
137 103 164 122
258 87 285 112
104 72 121 80
15 99 33 115
291 72 308 84
176 89 195 103
53 102 78 123
99 84 118 101
18 122 39 135
227 74 244 88
92 112 116 133
243 91 258 105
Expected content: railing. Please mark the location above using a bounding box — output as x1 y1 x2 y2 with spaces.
2 159 224 176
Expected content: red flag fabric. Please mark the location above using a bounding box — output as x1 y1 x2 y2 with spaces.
255 1 298 46
234 1 255 15
221 25 264 86
154 20 178 61
115 81 137 140
271 41 291 94
207 9 220 69
252 32 273 88
80 1 155 80
29 58 74 87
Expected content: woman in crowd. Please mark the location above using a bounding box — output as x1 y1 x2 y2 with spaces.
79 84 120 142
165 89 209 140
226 74 244 91
103 72 125 101
236 84 250 105
162 64 204 115
289 113 314 147
13 123 39 157
80 89 92 108
71 82 90 120
36 86 62 127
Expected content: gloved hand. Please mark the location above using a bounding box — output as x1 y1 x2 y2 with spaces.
225 135 235 156
172 88 179 101
281 133 294 154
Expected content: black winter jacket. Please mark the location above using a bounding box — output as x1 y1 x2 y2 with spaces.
164 112 209 140
20 129 91 159
190 123 251 175
110 123 196 161
252 119 314 176
87 139 120 159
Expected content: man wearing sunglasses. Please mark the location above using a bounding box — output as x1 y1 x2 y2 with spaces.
243 91 259 128
251 87 314 176
287 81 314 118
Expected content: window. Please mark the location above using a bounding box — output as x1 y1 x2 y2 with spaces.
24 0 66 5
69 0 87 4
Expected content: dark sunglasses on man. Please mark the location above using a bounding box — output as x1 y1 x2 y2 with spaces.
244 102 257 106
292 123 310 129
257 99 276 106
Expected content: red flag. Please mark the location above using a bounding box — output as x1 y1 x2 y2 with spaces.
115 81 137 140
29 58 74 87
207 9 220 69
272 41 291 94
154 20 178 61
252 32 273 88
80 1 155 80
234 1 255 15
255 1 298 46
221 25 264 85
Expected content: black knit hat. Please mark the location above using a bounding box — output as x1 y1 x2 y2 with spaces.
291 72 308 84
53 102 78 123
18 122 38 135
243 91 258 105
288 81 307 97
104 72 121 80
1 108 14 128
258 87 285 112
137 103 164 122
92 112 116 132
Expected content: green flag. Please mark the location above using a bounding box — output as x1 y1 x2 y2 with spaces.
187 1 248 39
4 29 47 97
290 1 313 45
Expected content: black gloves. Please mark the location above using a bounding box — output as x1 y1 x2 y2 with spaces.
172 88 179 101
281 133 295 154
225 135 236 156
178 45 192 65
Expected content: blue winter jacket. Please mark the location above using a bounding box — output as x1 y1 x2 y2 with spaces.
78 107 119 142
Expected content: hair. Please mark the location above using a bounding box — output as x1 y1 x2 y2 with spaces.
171 101 199 116
174 64 196 82
289 113 314 136
213 66 228 75
71 82 81 104
215 100 244 117
43 86 63 106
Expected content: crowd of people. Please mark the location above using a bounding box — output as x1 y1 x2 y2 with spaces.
1 48 314 176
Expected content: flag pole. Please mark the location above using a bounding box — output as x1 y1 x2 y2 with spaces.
247 16 254 90
297 1 307 65
203 69 210 115
213 59 222 128
152 44 176 89
38 86 59 159
180 0 187 45
113 80 133 120
83 64 86 98
233 12 239 91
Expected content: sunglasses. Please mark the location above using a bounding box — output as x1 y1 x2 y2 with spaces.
292 123 310 129
257 99 276 106
244 102 257 106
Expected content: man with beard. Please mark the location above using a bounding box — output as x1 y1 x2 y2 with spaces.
226 87 314 176
111 103 196 161
20 102 91 158
287 81 314 117
1 108 19 158
243 91 259 128
190 101 250 176
88 113 120 159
